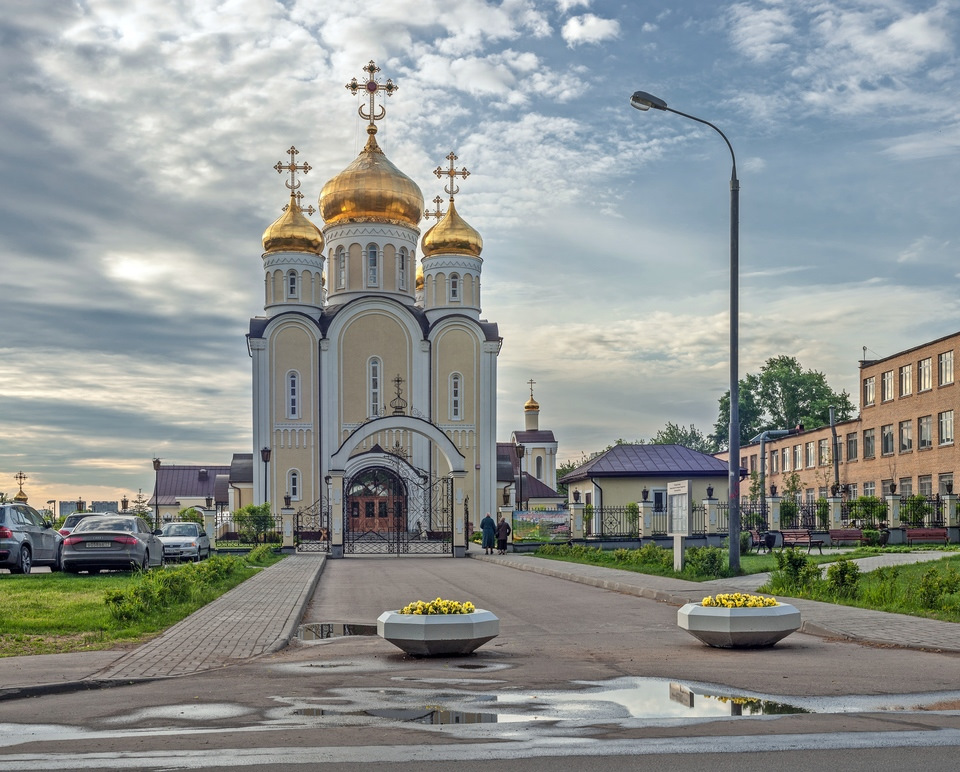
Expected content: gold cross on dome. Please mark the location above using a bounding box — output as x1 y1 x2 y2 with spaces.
346 60 397 130
423 195 445 221
527 379 536 398
273 145 311 192
434 151 470 199
14 470 27 491
282 190 316 216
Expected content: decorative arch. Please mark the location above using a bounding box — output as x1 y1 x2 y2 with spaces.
331 415 465 473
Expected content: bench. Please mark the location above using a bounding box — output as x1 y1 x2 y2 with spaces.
749 529 772 554
780 529 824 554
906 527 949 545
829 528 867 546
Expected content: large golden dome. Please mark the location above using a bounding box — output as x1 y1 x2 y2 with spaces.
319 129 424 228
262 193 325 255
421 198 483 257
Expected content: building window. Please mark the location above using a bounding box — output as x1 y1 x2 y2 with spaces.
449 273 460 301
899 478 913 496
939 410 954 445
771 450 778 474
881 424 894 455
398 247 408 290
781 447 789 472
847 483 858 499
835 439 842 463
863 481 876 497
919 357 932 391
366 244 379 286
881 479 894 496
818 438 830 466
287 270 298 298
918 475 933 496
287 371 299 419
449 373 462 420
918 415 932 450
805 442 815 468
939 351 954 385
288 470 300 501
881 370 894 401
369 357 382 416
863 428 876 459
794 444 802 471
536 456 543 479
939 473 954 494
336 246 346 289
898 420 912 452
899 364 912 396
863 376 875 406
846 432 858 461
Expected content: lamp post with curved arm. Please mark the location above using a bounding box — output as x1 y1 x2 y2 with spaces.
630 90 742 571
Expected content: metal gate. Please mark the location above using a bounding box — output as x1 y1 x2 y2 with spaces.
295 498 331 553
343 471 454 556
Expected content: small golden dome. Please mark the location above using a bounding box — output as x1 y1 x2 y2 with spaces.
421 199 482 257
524 396 540 412
13 489 28 503
415 263 424 290
262 193 324 255
319 130 424 228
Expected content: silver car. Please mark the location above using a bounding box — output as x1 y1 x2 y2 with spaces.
0 503 63 574
62 515 164 574
158 522 211 562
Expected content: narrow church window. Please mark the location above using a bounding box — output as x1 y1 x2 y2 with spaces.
336 246 346 289
398 247 407 290
449 273 460 301
536 456 543 480
366 244 379 286
287 270 298 298
450 373 462 420
288 470 300 500
369 357 382 416
287 371 299 419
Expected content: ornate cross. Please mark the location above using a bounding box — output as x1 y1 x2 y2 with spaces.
14 470 27 492
282 190 316 216
527 378 536 398
390 374 408 416
434 151 470 199
423 195 446 221
346 60 397 130
273 146 314 213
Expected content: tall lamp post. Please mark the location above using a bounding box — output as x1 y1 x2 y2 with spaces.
630 89 742 571
260 447 271 505
515 443 525 512
152 457 162 530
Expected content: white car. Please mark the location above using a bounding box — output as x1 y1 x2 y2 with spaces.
158 522 211 562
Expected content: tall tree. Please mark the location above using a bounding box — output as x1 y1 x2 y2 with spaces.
711 356 854 450
650 422 716 453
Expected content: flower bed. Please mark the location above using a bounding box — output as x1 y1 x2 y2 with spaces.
378 598 499 656
678 594 800 648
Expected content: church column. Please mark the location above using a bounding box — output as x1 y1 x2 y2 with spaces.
250 338 270 504
330 472 345 558
452 470 467 558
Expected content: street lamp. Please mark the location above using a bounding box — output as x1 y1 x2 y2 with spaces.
515 443 525 512
152 457 162 529
260 447 271 504
630 89 742 570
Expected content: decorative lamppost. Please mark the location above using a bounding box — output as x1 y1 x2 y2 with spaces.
630 90 742 570
260 447 272 505
121 496 129 513
515 443 525 512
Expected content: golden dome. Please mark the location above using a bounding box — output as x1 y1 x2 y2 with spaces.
319 129 423 228
415 263 424 290
524 396 539 412
421 198 483 257
262 193 325 255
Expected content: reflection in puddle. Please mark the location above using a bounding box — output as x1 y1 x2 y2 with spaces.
293 707 499 724
299 622 378 640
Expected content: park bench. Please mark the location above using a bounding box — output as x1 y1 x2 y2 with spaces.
780 528 824 554
906 527 949 545
748 529 773 554
829 528 867 546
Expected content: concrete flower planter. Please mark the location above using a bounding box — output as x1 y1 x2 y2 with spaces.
377 609 500 656
677 602 801 648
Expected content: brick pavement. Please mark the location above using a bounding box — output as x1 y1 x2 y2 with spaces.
96 554 326 681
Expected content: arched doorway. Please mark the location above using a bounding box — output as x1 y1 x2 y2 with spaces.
346 467 406 535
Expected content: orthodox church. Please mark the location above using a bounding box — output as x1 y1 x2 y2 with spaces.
248 61 500 556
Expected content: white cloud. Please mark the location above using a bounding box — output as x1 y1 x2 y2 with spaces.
727 2 795 62
561 13 621 47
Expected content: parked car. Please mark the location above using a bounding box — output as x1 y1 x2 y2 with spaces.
61 515 164 574
158 521 211 562
58 512 115 537
0 503 64 574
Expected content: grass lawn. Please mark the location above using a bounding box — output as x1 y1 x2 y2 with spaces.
0 551 284 657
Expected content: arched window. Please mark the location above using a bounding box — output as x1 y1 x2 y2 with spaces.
450 373 462 420
366 243 379 287
449 273 460 301
287 270 298 298
369 357 382 416
536 456 543 480
336 246 346 289
398 247 407 290
288 470 300 501
286 371 300 419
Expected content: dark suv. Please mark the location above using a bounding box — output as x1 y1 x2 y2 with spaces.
0 503 64 574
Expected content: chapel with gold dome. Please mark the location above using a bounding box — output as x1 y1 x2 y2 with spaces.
248 61 500 557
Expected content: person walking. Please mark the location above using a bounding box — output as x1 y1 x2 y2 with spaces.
495 513 511 555
480 512 496 555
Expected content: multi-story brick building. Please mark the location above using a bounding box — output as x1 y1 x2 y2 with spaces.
728 331 959 502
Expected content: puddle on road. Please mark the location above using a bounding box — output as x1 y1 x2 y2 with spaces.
299 622 378 640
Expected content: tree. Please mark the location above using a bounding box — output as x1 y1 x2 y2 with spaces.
178 507 204 525
711 355 854 449
649 422 717 453
556 452 589 496
233 503 275 544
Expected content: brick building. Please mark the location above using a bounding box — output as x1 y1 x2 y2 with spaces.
728 331 959 501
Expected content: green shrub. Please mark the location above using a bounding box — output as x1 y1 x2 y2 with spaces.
918 568 943 608
246 544 276 564
636 542 672 567
768 548 821 594
684 547 725 578
739 531 752 555
826 558 860 597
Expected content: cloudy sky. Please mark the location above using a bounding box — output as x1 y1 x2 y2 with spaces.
3 0 959 508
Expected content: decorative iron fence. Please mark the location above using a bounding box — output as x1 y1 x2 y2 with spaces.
214 511 283 546
739 501 768 532
840 497 888 528
586 506 642 539
899 495 945 528
512 510 570 543
779 501 828 530
691 504 707 535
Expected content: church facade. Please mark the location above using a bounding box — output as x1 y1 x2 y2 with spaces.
247 62 500 556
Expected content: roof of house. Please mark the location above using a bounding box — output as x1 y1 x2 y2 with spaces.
513 429 557 444
150 464 231 507
522 472 560 499
230 453 253 484
560 444 729 483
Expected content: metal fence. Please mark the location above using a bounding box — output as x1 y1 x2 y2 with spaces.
512 510 570 543
840 498 889 528
899 495 946 528
214 511 283 546
587 506 642 539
